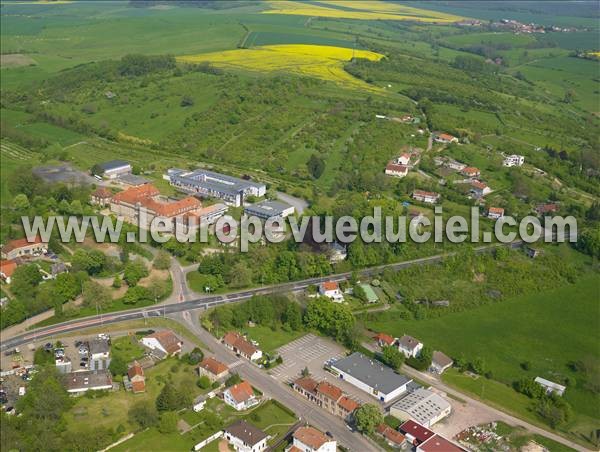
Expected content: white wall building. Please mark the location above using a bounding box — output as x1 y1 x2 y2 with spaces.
223 420 268 452
330 352 412 403
287 426 337 452
390 388 452 427
398 335 423 358
503 154 525 167
318 281 344 303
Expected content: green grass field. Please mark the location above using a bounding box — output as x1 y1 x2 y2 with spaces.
365 274 600 443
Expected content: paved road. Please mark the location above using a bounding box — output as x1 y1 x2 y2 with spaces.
1 241 527 352
175 310 379 452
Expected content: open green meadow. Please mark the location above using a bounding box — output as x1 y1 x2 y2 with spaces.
364 273 600 441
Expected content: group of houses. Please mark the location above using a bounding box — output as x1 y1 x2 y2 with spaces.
374 333 454 374
293 375 361 421
59 330 183 396
0 236 63 285
212 421 336 452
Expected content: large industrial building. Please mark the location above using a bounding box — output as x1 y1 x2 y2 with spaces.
165 168 266 207
330 352 412 403
390 388 452 427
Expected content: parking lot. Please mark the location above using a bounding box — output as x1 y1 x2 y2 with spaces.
268 333 371 406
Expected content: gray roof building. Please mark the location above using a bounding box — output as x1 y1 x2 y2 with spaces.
63 370 113 394
224 420 268 448
89 338 110 355
390 388 452 427
166 168 266 207
98 160 130 172
243 200 294 220
331 352 412 402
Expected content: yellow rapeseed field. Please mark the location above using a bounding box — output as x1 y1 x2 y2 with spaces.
262 0 464 23
178 44 384 91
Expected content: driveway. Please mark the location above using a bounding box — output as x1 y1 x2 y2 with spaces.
276 191 308 215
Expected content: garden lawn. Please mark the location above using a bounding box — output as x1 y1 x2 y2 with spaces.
241 325 306 354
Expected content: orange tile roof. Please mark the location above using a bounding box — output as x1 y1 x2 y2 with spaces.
488 207 504 215
0 260 18 278
142 196 201 217
316 381 342 402
293 426 329 449
294 376 319 394
374 332 395 345
321 281 339 291
2 236 45 253
127 361 144 379
437 133 456 141
131 380 146 393
222 331 258 357
462 167 479 175
199 357 228 376
386 162 408 173
227 381 254 403
377 424 406 445
146 330 181 354
471 181 488 190
111 184 160 204
338 396 360 413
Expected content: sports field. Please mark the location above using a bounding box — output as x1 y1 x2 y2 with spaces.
178 44 384 90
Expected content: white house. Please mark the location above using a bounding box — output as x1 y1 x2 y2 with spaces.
140 330 182 357
390 388 452 427
330 352 412 403
433 132 458 144
287 426 337 452
63 370 113 395
224 420 269 452
535 377 566 396
470 181 491 197
88 338 111 371
430 351 453 374
412 190 440 204
398 335 423 358
503 154 525 167
222 332 263 361
223 381 259 411
385 162 409 178
396 153 411 166
318 281 344 303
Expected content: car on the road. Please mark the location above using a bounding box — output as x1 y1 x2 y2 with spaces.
44 342 53 351
326 431 333 438
79 362 87 367
4 348 19 356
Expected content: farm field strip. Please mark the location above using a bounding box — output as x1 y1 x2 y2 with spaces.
262 0 465 22
178 44 384 91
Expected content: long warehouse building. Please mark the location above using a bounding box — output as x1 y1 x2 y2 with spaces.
165 168 266 207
